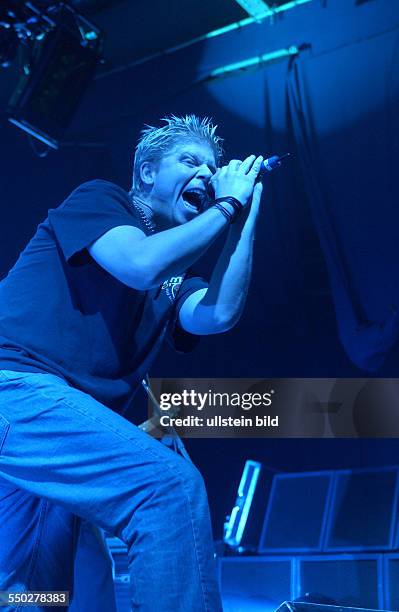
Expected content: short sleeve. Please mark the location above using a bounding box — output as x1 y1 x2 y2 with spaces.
48 180 141 264
167 272 209 353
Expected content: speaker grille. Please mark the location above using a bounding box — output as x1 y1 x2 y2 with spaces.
220 557 293 608
298 557 380 609
325 469 398 550
260 472 332 552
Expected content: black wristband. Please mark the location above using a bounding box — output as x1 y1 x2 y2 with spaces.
214 196 244 223
214 203 234 223
214 196 244 213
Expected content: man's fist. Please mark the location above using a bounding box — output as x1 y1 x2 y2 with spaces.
210 154 263 208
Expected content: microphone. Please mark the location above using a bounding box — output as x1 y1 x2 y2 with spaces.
261 152 291 172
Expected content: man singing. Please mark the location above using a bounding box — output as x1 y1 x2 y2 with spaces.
0 115 263 611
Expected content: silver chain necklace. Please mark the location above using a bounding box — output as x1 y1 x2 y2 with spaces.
130 196 156 235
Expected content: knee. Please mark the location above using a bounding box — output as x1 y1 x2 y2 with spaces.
117 456 210 546
171 457 208 503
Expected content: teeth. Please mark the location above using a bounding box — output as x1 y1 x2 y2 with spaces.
182 188 206 211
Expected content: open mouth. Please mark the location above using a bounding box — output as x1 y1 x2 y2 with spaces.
182 188 207 213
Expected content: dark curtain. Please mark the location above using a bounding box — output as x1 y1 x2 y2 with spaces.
286 29 399 371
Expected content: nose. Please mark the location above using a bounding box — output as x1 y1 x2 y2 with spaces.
196 164 213 180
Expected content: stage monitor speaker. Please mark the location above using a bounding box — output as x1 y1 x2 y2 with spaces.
219 557 293 611
325 467 398 551
297 556 381 610
259 471 333 553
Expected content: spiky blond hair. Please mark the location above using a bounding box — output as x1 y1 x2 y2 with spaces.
131 114 224 194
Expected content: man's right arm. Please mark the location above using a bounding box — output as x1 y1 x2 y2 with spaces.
88 205 231 290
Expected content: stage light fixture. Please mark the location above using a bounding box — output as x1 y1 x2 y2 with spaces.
224 460 278 551
224 460 262 549
3 2 103 148
234 0 270 18
0 24 18 67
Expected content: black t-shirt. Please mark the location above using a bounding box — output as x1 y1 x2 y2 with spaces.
0 180 207 413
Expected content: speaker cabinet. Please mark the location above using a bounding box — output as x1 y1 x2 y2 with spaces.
219 557 293 610
259 472 333 553
325 468 399 551
384 554 399 611
296 555 382 609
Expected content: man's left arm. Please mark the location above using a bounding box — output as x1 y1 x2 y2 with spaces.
179 182 263 335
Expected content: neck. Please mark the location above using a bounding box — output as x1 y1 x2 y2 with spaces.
132 193 155 221
132 192 171 232
129 193 158 234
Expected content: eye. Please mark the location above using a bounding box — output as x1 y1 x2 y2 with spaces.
183 157 196 166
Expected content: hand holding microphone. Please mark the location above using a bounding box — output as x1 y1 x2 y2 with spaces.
210 155 264 208
209 152 290 205
207 152 290 223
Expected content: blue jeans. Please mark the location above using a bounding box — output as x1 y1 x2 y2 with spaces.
0 370 222 611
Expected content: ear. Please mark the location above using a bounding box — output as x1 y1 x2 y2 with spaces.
139 161 156 188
